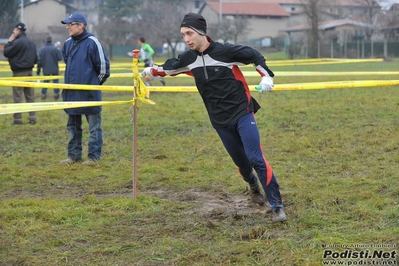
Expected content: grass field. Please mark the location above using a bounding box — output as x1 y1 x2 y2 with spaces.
0 55 398 265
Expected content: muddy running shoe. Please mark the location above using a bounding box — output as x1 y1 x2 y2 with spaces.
41 94 46 100
54 93 60 100
272 207 287 223
249 185 265 205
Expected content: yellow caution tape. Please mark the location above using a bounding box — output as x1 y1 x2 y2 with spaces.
0 79 134 91
2 71 398 81
143 80 399 92
272 71 399 76
95 71 399 79
0 100 132 115
268 58 384 66
136 75 155 105
0 75 63 81
272 80 399 91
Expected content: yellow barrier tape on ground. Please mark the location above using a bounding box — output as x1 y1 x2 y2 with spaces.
0 100 132 115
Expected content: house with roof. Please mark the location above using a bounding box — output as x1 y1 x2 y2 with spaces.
19 0 101 47
17 0 387 54
188 0 382 47
284 18 374 44
198 1 291 45
21 0 72 45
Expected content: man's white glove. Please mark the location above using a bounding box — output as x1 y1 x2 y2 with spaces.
259 76 274 93
141 67 154 79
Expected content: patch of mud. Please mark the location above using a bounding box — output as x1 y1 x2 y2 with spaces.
2 183 273 221
145 188 271 218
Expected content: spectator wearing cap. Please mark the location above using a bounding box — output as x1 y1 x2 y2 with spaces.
59 12 110 165
37 35 63 100
3 22 38 125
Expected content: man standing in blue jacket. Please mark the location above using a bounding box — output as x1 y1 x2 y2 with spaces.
60 12 110 165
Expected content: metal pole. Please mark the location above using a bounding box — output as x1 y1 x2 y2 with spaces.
131 49 140 201
362 40 364 58
20 0 24 23
318 40 320 58
219 0 223 27
219 0 222 31
371 40 374 58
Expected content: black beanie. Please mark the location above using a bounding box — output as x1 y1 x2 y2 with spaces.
180 13 207 35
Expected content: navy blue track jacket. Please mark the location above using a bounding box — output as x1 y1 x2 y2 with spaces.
61 30 110 115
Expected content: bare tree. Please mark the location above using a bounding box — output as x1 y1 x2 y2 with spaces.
209 15 250 44
352 0 381 40
137 0 186 58
301 0 322 58
96 18 135 60
377 3 399 39
231 15 251 44
216 19 236 43
0 0 19 38
96 0 144 60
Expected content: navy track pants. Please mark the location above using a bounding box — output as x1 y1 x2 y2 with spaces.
215 113 283 208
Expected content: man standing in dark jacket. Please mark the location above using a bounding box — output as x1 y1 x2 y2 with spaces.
3 23 38 125
37 35 62 100
59 12 110 165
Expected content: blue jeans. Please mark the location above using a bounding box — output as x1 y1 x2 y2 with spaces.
66 113 103 161
215 113 283 209
41 79 60 94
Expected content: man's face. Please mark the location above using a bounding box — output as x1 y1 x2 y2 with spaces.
180 27 204 52
12 28 21 37
65 22 84 36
